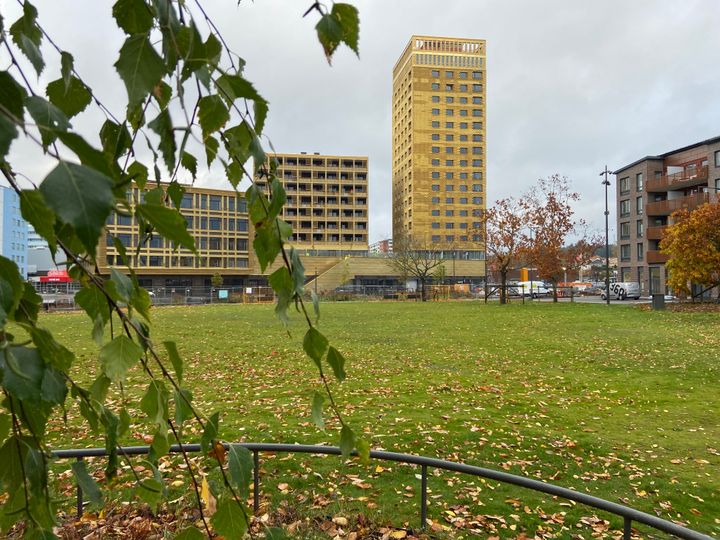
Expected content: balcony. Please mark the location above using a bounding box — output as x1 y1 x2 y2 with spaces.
646 225 667 240
647 250 669 264
645 192 709 216
646 166 708 192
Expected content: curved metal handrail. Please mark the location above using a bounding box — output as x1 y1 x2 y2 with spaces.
51 443 713 540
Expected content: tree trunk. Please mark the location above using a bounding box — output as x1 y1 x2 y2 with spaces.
500 270 507 305
420 278 427 302
552 280 558 303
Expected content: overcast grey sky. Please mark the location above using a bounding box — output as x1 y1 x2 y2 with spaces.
3 0 720 243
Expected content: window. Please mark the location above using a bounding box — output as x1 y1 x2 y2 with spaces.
472 84 482 91
619 177 630 194
472 96 482 104
431 209 440 216
431 70 439 77
636 196 643 215
445 134 454 141
472 196 482 204
445 197 454 204
445 210 454 216
472 159 482 167
431 146 440 153
431 184 440 191
472 71 482 79
431 133 440 140
472 184 482 192
432 108 440 115
149 235 163 248
459 209 468 216
431 95 440 103
432 222 440 229
237 219 248 231
432 159 440 166
459 172 468 179
459 109 468 116
445 122 454 128
445 96 454 103
637 220 644 238
445 235 455 242
459 71 468 79
431 172 440 179
472 147 482 155
209 237 222 250
228 197 235 211
472 109 482 117
445 223 454 229
431 83 440 90
637 243 644 261
445 147 454 154
445 182 454 188
445 160 454 166
181 194 193 208
459 84 468 91
432 121 440 128
472 172 482 180
460 223 468 229
620 199 630 217
472 122 482 129
209 217 222 230
459 160 468 167
445 84 453 91
432 235 441 242
445 70 453 78
715 150 720 167
620 244 631 261
473 134 482 142
620 222 630 239
209 195 221 210
200 195 207 209
432 197 440 204
636 173 643 192
459 197 468 204
149 256 163 267
459 134 468 141
459 147 468 154
459 184 468 192
459 97 468 104
445 109 453 116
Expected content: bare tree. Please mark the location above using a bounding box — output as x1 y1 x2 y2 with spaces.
388 236 447 301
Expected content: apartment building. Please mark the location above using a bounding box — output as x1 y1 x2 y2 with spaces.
259 153 369 255
98 185 253 289
0 186 28 278
614 136 720 294
392 35 486 265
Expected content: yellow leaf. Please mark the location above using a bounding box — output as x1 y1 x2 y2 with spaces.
201 476 217 516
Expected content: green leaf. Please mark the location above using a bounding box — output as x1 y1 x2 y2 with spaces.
163 341 183 383
315 13 344 64
113 0 154 35
40 366 67 405
71 460 103 506
140 381 169 427
46 76 91 118
147 108 176 172
9 2 44 75
100 120 132 161
39 161 114 257
200 411 219 453
326 346 347 382
20 190 56 256
149 426 169 461
128 161 149 190
29 327 74 371
110 268 134 301
136 203 195 252
198 95 229 138
114 33 167 108
89 374 111 403
0 434 28 491
75 285 110 324
174 388 193 427
0 413 10 445
254 98 268 136
0 113 18 161
60 51 74 92
57 132 118 180
311 290 320 324
99 335 143 383
25 96 70 148
303 327 328 370
153 80 172 109
166 181 184 209
211 499 248 539
268 267 292 325
289 246 305 294
215 74 263 104
205 135 219 168
227 444 253 498
1 347 43 402
265 528 288 540
0 70 26 122
339 425 355 458
174 527 205 540
252 218 291 272
136 468 163 511
0 256 25 327
332 3 360 56
99 406 120 481
311 391 325 429
180 151 197 180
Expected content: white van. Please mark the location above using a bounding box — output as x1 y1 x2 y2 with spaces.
515 281 550 298
601 282 641 300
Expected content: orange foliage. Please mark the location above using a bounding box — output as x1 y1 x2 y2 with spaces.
660 202 720 295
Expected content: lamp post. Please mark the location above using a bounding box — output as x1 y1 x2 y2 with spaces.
600 166 612 306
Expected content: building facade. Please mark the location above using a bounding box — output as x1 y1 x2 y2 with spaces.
392 35 486 263
0 186 28 278
614 136 720 294
260 153 369 256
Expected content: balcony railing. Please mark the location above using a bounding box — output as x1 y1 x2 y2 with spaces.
646 166 708 192
646 225 667 240
645 192 709 216
647 250 669 264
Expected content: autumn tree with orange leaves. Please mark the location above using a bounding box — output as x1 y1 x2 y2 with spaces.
478 197 529 304
660 202 720 298
525 175 596 302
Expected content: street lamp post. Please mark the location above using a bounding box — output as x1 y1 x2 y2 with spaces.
600 166 612 306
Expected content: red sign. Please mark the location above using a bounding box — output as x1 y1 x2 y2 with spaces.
40 269 72 283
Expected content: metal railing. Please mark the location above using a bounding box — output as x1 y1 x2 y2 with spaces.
50 443 712 539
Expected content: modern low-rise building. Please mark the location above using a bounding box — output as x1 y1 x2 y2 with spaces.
0 186 28 278
614 136 720 294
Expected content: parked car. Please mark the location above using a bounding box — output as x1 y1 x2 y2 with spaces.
515 281 550 298
600 282 641 300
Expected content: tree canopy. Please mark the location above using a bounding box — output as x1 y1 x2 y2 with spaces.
0 1 362 537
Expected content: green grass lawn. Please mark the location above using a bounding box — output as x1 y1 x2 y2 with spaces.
36 301 719 538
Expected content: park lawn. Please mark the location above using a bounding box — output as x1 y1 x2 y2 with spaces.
35 301 719 538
